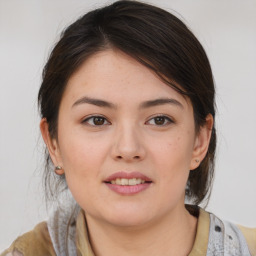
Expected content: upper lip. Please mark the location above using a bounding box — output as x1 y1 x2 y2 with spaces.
104 171 152 182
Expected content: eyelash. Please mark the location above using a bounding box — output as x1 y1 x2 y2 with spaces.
81 115 174 127
82 115 110 126
146 115 174 126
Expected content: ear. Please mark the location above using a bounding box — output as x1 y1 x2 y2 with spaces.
40 118 64 175
190 114 213 170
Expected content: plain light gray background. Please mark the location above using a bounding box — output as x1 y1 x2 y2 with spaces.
0 0 256 251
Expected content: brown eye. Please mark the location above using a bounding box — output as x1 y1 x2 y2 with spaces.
154 116 166 125
147 115 173 126
93 117 105 125
83 116 110 126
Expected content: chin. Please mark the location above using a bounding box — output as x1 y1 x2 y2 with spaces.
101 204 157 228
107 214 151 228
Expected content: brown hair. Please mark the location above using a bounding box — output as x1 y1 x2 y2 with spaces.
38 0 216 206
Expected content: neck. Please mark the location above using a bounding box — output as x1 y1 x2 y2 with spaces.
85 205 198 256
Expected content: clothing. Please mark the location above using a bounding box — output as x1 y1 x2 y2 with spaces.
1 205 256 256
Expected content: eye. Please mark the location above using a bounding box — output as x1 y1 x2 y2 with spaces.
82 116 110 126
146 115 173 126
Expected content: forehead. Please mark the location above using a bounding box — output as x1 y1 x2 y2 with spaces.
62 49 190 109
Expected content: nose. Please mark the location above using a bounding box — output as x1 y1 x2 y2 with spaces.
111 124 146 162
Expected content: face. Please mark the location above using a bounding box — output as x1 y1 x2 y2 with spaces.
41 49 211 228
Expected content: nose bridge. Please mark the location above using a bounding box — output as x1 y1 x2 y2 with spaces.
112 121 145 161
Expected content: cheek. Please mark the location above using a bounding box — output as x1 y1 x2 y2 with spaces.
58 135 107 207
58 129 108 179
149 132 194 170
148 131 195 198
144 133 195 210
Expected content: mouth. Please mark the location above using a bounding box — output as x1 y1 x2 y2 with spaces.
104 178 152 186
104 171 152 195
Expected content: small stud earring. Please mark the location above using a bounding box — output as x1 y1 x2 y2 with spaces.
195 159 200 163
55 165 64 175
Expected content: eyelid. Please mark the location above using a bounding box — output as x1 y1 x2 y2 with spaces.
145 114 174 126
81 114 174 126
81 115 111 126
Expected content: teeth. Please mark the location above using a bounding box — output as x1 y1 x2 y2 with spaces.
129 178 136 185
110 178 147 185
121 178 128 185
136 178 142 185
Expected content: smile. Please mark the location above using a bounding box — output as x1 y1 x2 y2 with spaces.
107 178 147 185
104 172 152 195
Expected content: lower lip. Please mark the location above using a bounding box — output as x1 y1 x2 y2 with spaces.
105 183 151 195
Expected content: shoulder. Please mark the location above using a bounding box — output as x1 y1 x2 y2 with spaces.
0 222 56 256
238 225 256 256
189 207 256 256
1 201 80 256
206 209 256 256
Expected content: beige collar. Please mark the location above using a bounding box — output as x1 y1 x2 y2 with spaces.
76 209 95 256
76 208 210 256
189 208 210 256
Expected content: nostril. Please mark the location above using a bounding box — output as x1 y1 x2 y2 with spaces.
116 156 140 159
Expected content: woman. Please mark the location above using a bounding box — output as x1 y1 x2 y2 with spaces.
1 1 255 255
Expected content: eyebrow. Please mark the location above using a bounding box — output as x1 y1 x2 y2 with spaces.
72 96 183 109
72 96 116 109
139 98 184 109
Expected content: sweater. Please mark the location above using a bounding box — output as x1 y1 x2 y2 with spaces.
1 205 256 256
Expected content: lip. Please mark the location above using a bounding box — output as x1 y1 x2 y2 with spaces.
104 171 152 195
105 183 151 195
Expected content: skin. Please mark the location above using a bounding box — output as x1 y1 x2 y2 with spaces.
41 49 213 256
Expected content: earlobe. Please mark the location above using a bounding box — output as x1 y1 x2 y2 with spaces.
40 118 64 174
190 114 213 170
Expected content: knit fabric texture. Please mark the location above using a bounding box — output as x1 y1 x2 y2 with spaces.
47 205 252 256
